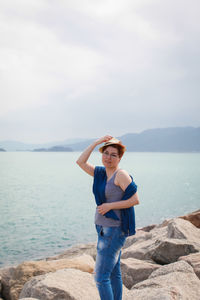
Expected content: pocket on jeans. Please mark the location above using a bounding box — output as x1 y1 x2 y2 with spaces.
100 227 113 247
101 227 114 238
96 227 113 251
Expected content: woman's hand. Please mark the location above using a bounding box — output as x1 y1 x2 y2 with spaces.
95 135 113 146
97 203 112 215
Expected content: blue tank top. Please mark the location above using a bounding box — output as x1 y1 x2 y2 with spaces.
94 170 124 227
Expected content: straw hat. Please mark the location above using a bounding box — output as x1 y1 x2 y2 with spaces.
99 137 126 154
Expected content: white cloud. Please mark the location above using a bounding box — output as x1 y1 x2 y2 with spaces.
0 0 199 142
0 1 106 116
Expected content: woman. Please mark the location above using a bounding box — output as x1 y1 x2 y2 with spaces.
76 135 139 300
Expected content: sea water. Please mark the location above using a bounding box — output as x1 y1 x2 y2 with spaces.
0 152 199 267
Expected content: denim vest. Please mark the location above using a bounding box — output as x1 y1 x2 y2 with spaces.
93 166 137 236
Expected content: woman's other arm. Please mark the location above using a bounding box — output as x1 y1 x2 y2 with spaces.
76 135 113 176
97 169 139 215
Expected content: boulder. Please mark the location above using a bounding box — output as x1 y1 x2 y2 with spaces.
148 260 196 278
0 266 16 300
20 298 39 300
19 268 129 300
46 242 97 261
1 254 95 300
122 218 200 264
121 257 160 289
178 252 200 279
123 230 153 250
179 209 200 228
167 217 200 242
125 261 200 300
122 238 154 261
151 218 200 264
124 287 176 300
151 238 199 264
121 225 168 261
19 268 99 300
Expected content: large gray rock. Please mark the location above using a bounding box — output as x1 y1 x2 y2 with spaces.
122 218 200 264
121 225 167 261
178 252 200 279
125 287 177 300
1 254 95 300
20 268 129 300
125 261 200 300
148 260 196 278
19 268 99 299
121 257 160 289
167 217 200 242
151 218 200 264
123 230 153 250
151 238 199 264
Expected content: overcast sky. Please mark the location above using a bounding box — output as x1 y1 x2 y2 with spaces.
0 0 200 143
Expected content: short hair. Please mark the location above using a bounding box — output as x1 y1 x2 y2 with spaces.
102 144 125 158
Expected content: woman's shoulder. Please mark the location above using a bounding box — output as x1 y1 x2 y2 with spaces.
117 169 131 179
115 169 132 191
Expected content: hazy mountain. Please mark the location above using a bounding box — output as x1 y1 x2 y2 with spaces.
0 138 86 151
0 127 200 152
65 127 200 152
118 127 200 152
33 146 73 152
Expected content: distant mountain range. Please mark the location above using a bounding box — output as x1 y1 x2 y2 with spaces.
0 138 85 152
0 127 200 152
33 146 73 152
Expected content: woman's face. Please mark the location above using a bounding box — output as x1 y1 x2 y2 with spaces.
102 146 121 168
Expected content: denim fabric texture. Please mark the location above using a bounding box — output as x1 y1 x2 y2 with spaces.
94 225 126 300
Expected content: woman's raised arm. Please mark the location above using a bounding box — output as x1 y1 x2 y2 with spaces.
76 135 113 176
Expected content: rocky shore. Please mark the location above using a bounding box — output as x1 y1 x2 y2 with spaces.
0 210 200 300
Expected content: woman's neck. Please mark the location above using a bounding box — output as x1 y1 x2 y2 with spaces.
105 167 119 178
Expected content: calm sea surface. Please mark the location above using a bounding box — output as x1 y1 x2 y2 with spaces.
0 152 199 267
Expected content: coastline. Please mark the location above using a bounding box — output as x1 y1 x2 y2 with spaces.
0 209 200 300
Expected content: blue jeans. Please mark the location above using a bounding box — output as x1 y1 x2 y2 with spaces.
94 225 126 300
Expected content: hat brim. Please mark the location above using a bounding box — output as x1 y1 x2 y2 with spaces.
99 142 126 153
